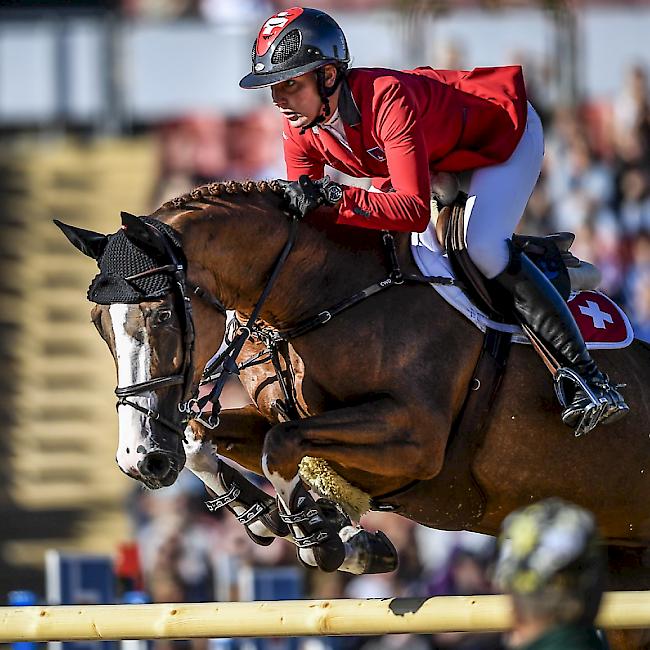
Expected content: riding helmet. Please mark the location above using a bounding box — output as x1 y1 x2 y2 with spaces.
239 7 350 89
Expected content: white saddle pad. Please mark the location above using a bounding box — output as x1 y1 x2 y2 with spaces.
410 223 634 350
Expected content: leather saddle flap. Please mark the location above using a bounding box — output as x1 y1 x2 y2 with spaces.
443 194 571 321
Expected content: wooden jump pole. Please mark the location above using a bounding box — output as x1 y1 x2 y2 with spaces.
1 592 650 641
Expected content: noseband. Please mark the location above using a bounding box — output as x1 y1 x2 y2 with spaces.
113 223 227 442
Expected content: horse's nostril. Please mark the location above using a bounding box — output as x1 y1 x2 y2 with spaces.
138 452 172 480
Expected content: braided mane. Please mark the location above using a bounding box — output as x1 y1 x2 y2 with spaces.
161 179 285 212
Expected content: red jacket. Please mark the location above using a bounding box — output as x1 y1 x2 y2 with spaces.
282 66 528 232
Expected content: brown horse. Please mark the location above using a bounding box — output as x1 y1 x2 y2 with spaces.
57 180 650 648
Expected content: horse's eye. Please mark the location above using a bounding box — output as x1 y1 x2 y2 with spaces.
154 309 172 324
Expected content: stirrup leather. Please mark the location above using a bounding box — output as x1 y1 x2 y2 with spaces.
554 367 618 437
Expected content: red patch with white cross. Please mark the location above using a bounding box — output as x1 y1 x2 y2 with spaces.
256 7 304 56
568 290 634 349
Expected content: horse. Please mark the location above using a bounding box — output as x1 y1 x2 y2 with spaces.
57 179 650 649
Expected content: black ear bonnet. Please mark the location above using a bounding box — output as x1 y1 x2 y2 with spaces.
88 218 185 304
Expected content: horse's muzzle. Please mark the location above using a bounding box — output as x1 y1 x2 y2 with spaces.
137 450 181 488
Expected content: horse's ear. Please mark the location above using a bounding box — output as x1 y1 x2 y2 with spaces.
54 219 108 260
120 212 168 257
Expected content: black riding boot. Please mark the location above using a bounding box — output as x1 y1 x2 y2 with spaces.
492 245 629 435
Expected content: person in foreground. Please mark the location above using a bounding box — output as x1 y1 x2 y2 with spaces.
239 6 628 434
495 498 606 650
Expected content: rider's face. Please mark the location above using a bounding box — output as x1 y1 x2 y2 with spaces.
271 66 338 129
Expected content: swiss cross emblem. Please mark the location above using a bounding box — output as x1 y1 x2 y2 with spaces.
568 290 633 348
578 300 614 329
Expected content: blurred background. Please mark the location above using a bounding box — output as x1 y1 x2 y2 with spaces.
1 1 649 648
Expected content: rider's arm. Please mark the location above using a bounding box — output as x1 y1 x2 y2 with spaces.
335 78 431 233
283 128 325 180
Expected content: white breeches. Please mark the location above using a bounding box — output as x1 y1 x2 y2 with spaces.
464 102 544 279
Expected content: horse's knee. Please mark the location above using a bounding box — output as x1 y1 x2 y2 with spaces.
183 437 219 475
262 422 302 477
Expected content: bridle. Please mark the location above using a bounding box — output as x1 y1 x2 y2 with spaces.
113 222 227 442
113 215 455 440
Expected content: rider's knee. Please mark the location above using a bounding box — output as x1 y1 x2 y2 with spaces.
466 237 510 279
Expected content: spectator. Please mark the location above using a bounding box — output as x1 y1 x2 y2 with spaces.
613 64 650 149
618 166 650 235
547 135 615 234
495 498 606 650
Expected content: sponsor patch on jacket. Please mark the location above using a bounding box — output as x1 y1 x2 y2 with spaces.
366 147 386 162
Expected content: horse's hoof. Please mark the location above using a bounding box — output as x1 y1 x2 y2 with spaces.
339 526 399 575
312 535 346 572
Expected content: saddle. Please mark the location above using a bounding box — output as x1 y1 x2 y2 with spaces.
372 195 604 529
435 193 601 321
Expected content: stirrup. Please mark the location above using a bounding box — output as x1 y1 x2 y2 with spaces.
554 367 623 437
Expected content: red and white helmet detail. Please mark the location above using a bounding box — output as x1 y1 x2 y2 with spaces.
256 7 304 56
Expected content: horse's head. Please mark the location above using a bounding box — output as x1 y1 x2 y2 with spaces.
55 212 221 489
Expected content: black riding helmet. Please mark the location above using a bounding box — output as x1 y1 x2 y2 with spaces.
239 7 350 89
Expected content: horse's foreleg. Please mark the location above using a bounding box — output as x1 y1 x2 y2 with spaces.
183 418 289 544
202 405 270 474
263 396 435 484
261 397 419 573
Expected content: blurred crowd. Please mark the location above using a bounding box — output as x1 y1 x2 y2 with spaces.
120 0 386 22
115 42 650 650
521 63 650 340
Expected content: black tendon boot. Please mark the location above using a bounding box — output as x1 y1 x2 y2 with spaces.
492 244 629 436
204 459 289 545
279 482 345 572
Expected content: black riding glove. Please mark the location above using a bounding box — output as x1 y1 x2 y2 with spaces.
278 175 343 219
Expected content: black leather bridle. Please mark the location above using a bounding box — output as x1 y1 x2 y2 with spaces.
113 223 227 442
113 217 455 440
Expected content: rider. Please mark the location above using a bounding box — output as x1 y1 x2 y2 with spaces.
239 6 628 434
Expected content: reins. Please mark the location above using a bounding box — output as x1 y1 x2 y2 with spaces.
191 223 458 427
117 209 459 439
188 216 300 426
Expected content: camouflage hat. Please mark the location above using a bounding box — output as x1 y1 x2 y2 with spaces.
495 498 603 595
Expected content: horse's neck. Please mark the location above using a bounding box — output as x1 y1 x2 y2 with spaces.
206 208 388 326
173 201 404 329
270 222 389 328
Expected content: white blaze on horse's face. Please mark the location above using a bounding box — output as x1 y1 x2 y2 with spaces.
109 303 155 474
